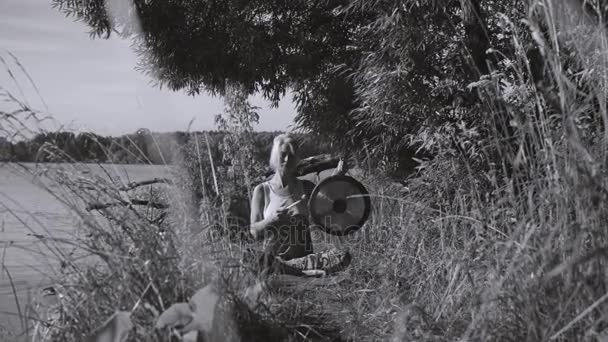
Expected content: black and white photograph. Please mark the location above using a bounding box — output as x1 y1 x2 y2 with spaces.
1 0 607 341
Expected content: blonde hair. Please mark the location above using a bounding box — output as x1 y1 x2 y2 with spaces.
269 133 299 171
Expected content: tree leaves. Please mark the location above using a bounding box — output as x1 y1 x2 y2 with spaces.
50 0 530 178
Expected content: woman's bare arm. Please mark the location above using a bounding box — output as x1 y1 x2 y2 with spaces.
249 184 267 238
249 184 285 238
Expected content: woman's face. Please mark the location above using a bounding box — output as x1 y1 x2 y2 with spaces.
275 143 298 175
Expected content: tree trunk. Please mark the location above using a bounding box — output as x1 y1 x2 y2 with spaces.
460 0 490 76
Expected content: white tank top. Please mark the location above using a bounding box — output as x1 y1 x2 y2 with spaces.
262 179 309 219
261 179 313 260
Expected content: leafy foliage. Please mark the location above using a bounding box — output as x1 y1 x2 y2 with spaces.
7 1 608 341
48 0 534 178
0 130 329 164
51 0 362 101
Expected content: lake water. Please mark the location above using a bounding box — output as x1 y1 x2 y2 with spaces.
0 162 172 333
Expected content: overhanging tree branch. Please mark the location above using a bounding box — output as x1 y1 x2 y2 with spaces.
263 154 341 178
119 178 173 191
86 199 169 211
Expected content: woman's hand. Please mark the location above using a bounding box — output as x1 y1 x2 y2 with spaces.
333 158 347 176
250 208 290 239
267 208 290 226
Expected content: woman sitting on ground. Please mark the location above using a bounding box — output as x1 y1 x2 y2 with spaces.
249 133 350 275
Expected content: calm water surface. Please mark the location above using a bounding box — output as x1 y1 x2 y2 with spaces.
0 162 172 332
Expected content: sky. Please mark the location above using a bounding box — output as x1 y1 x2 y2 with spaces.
0 0 297 136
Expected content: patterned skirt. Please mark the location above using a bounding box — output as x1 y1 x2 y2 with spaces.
273 248 352 276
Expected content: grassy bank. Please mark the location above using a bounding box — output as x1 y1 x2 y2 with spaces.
3 1 608 341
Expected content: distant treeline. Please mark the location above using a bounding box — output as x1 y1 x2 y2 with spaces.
0 130 332 165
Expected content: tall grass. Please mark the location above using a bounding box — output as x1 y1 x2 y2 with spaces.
3 1 608 341
0 49 211 341
0 56 349 341
362 1 608 341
